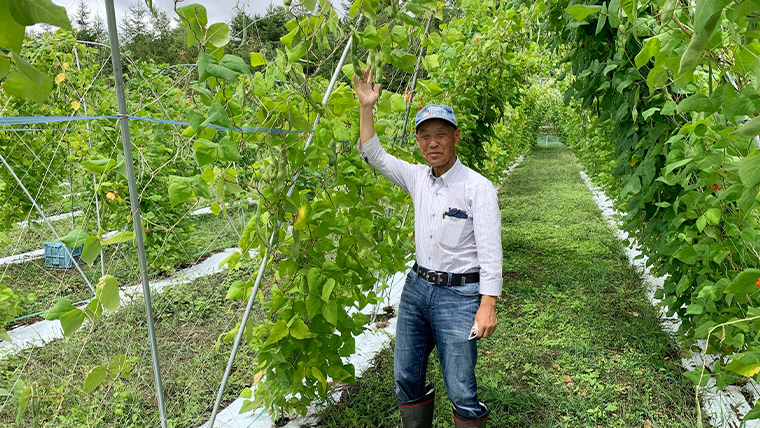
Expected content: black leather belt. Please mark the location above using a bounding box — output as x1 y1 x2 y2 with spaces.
412 263 479 286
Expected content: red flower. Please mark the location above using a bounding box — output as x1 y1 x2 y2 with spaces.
713 183 722 191
406 92 411 102
179 51 185 56
756 277 760 287
418 105 423 110
476 38 480 42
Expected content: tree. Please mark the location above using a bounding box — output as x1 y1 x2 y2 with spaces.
71 1 105 43
118 1 189 65
227 5 288 63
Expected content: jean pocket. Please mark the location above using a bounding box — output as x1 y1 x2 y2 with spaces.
406 270 418 285
449 282 480 298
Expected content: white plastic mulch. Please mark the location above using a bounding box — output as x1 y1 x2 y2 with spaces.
0 248 253 358
15 210 83 228
0 204 242 267
579 169 760 428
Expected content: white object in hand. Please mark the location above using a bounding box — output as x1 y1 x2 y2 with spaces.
468 322 478 340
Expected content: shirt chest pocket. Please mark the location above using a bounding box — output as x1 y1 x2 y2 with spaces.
436 215 469 248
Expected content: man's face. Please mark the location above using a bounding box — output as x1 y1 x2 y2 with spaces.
415 119 460 171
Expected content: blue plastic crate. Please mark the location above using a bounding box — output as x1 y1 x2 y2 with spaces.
43 241 83 269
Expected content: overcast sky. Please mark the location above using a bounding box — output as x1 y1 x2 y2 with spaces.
63 0 280 27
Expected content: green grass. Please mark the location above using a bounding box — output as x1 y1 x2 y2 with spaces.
0 268 264 427
0 215 82 259
320 145 703 427
1 208 247 321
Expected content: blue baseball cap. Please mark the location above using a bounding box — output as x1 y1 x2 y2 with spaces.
415 104 458 130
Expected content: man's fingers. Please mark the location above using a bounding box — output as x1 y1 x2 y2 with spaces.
476 323 496 339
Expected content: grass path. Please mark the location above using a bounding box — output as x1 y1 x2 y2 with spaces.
320 144 703 427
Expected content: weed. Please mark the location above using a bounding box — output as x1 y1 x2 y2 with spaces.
0 268 263 427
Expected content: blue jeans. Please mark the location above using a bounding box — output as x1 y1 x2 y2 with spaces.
394 269 483 417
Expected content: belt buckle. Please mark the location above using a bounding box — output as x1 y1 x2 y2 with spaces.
425 270 444 285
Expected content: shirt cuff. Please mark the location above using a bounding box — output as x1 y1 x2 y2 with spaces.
358 133 380 149
357 133 380 163
478 281 502 297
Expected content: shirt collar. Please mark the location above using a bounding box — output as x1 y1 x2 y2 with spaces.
428 157 463 188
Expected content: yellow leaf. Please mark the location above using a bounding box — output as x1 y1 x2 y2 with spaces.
294 205 308 230
62 62 69 69
71 101 81 110
55 73 66 84
252 371 263 387
408 231 414 238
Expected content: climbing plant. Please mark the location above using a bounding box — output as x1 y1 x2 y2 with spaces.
2 0 542 423
171 0 543 417
543 0 760 419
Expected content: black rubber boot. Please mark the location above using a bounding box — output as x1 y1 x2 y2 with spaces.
453 402 489 427
399 385 435 428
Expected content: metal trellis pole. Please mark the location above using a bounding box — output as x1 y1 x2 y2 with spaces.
207 34 356 428
103 1 169 427
398 14 434 144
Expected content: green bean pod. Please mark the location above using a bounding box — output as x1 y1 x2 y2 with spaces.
351 39 363 76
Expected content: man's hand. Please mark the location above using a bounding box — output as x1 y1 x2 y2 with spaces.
353 67 381 108
474 295 497 339
353 67 382 145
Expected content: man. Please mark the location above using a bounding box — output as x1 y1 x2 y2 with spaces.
353 67 502 428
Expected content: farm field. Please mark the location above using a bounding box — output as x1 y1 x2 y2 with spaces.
319 144 705 427
2 0 760 426
1 206 247 320
0 268 262 427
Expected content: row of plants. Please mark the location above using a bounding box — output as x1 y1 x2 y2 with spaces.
177 0 545 417
542 0 760 420
0 0 542 424
0 27 218 339
1 205 247 322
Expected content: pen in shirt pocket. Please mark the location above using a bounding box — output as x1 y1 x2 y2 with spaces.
444 207 469 219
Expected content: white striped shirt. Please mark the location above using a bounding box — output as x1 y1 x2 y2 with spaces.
358 134 502 296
